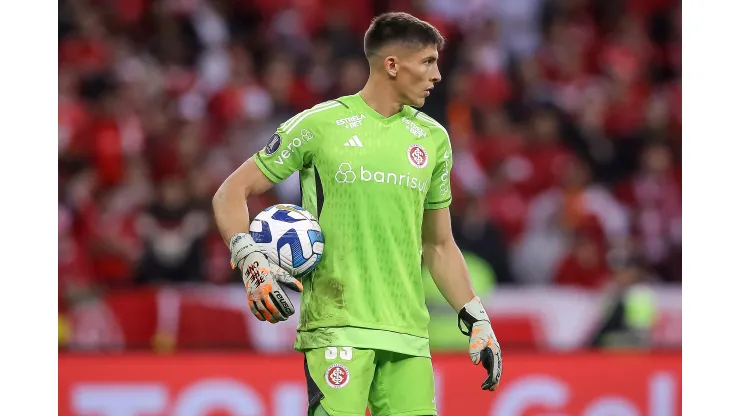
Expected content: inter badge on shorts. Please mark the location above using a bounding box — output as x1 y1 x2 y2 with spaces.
325 363 350 389
407 144 428 168
265 133 281 155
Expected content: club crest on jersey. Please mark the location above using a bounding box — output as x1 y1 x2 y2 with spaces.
264 133 281 155
407 144 429 169
325 364 350 388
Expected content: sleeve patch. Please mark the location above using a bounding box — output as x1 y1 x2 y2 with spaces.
265 133 282 155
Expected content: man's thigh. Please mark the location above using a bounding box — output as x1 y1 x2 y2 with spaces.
304 347 375 416
368 351 437 416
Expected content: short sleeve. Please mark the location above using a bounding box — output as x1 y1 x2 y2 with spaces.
424 133 453 210
253 115 320 184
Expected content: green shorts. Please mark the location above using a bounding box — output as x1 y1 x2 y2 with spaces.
304 347 438 416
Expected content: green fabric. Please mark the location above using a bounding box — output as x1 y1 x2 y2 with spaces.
296 326 431 358
305 347 437 416
253 94 453 357
310 404 331 416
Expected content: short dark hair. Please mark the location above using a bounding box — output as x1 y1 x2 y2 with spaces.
363 12 445 59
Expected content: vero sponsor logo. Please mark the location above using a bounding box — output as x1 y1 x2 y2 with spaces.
273 129 314 165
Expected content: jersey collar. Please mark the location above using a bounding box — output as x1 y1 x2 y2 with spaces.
352 93 407 124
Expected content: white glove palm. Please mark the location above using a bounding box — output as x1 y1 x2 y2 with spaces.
230 233 303 323
458 297 503 391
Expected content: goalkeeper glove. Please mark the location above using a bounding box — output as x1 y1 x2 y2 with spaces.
230 233 303 323
458 296 503 391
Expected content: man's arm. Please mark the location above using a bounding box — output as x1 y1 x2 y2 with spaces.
421 207 475 312
214 101 330 244
422 206 503 391
214 107 325 323
212 157 274 246
212 156 305 323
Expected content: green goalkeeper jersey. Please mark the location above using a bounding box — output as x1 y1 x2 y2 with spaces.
253 93 452 358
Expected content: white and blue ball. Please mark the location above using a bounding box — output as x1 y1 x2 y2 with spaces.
249 204 324 278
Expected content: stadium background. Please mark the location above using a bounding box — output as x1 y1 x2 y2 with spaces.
58 0 681 414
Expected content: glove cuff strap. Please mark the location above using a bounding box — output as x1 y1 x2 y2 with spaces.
230 232 256 270
230 232 254 249
457 296 489 336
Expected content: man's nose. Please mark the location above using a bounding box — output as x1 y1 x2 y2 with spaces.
431 70 441 83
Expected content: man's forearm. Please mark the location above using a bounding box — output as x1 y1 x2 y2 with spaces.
212 180 252 247
213 158 275 247
423 240 476 312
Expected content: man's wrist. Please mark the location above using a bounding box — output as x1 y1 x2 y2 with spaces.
457 296 490 335
230 232 257 270
229 232 253 247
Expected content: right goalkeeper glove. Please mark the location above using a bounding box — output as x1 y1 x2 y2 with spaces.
230 233 303 323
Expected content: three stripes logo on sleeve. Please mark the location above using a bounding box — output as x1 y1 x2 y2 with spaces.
344 136 364 147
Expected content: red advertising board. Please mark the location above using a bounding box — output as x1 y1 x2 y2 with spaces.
59 352 681 416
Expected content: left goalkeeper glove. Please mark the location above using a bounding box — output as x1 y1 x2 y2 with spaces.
458 296 503 391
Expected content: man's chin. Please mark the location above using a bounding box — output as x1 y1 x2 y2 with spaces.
400 94 427 108
411 97 426 107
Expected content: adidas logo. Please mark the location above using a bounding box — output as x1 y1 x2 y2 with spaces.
344 136 364 147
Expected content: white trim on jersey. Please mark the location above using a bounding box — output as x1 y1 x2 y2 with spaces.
284 102 342 133
344 135 364 147
417 113 451 141
281 101 336 129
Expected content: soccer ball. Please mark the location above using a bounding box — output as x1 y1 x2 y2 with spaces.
249 204 324 278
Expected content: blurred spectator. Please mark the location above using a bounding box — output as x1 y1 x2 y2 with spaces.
59 202 93 299
513 155 628 284
136 177 209 284
59 6 112 74
79 187 142 287
554 222 611 289
465 20 513 108
615 141 681 282
59 68 89 154
517 108 575 197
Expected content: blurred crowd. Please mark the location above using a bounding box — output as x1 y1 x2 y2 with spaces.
58 0 682 305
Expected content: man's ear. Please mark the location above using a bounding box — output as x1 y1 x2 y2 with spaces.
384 56 398 78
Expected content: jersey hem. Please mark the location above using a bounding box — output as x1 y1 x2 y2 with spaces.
294 326 432 358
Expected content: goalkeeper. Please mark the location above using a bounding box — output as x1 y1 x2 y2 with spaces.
213 12 502 416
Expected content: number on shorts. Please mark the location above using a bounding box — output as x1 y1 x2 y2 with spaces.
325 346 352 360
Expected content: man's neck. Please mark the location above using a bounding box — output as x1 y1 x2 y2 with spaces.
359 76 403 118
